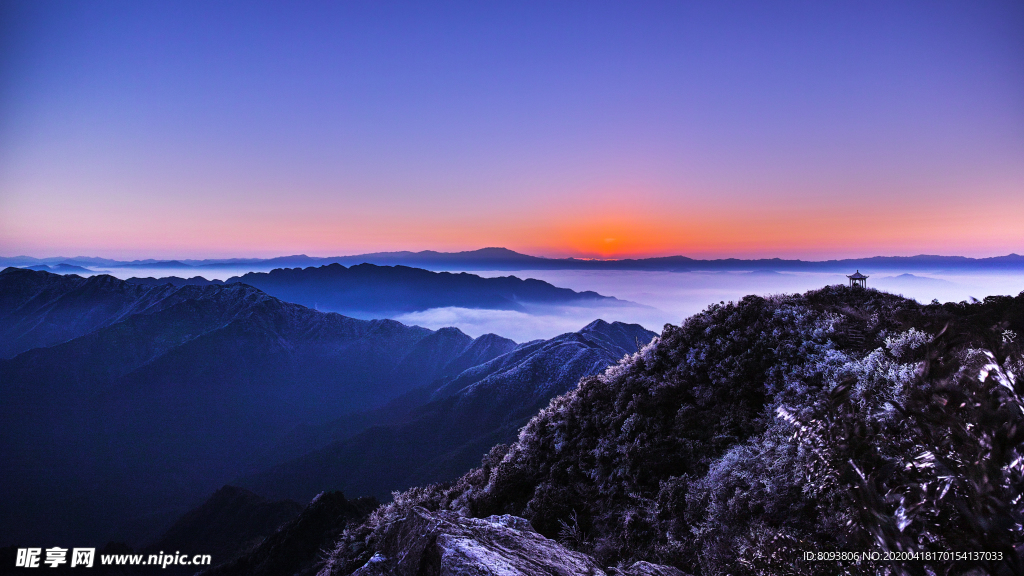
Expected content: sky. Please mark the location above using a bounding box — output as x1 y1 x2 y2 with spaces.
1 0 1022 260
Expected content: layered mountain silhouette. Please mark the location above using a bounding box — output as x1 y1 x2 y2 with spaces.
0 267 652 552
239 319 657 504
0 269 513 545
25 263 92 274
238 248 1024 272
7 247 1024 274
127 262 619 316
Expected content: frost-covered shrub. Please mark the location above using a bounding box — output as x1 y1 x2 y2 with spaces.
778 340 1024 575
885 327 932 357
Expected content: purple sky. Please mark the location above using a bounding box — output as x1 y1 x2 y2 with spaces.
1 1 1022 259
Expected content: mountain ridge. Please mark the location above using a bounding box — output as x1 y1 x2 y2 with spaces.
239 319 657 505
6 248 1024 273
0 268 655 552
123 263 623 317
0 269 529 546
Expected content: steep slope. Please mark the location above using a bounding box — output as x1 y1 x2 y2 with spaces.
0 269 508 547
128 263 619 316
199 491 377 576
145 486 304 566
317 286 1024 576
240 321 657 504
249 332 520 469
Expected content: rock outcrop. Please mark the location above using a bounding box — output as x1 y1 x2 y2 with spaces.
613 561 691 576
331 506 666 576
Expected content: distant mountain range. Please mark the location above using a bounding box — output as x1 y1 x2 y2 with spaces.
25 263 92 273
125 263 621 316
5 247 1024 273
0 267 652 550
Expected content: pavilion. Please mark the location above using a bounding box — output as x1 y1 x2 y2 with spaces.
847 270 868 288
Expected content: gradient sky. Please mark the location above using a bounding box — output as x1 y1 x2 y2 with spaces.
1 0 1022 260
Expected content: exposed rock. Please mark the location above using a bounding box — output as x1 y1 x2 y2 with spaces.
615 561 693 576
337 506 606 576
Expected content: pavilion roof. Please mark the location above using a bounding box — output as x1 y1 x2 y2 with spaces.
847 270 868 279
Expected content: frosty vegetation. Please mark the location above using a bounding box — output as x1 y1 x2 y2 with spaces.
322 285 1024 576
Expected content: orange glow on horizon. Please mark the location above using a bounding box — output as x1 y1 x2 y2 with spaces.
3 190 1022 261
516 198 1024 260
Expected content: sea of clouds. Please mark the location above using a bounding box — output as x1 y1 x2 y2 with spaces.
92 265 1024 342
